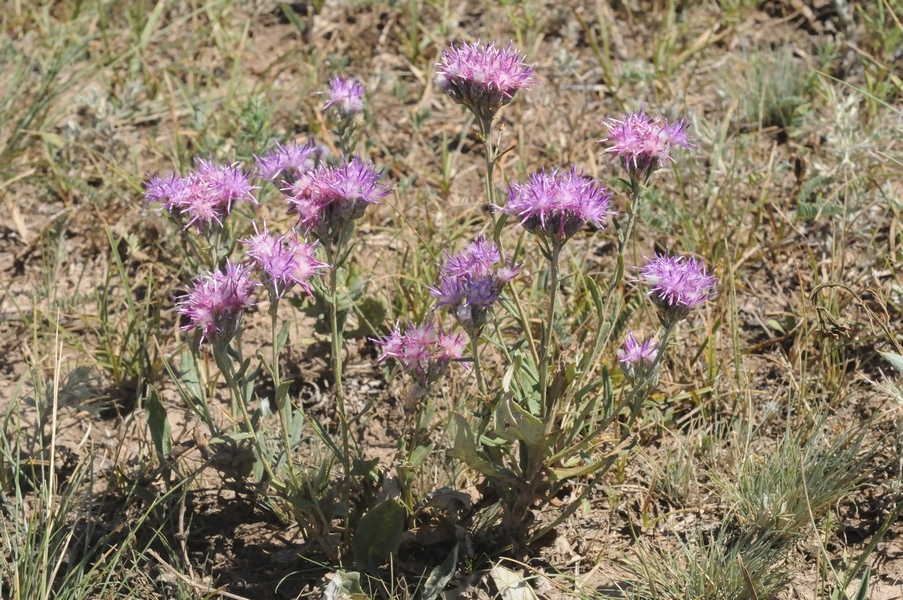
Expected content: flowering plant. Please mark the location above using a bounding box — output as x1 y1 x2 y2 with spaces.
144 44 717 570
395 40 718 556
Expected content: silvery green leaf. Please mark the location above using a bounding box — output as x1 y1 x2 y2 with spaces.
321 570 367 600
422 544 458 600
880 351 903 376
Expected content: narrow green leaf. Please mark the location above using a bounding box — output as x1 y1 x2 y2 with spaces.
853 567 870 600
410 443 434 469
275 380 292 410
179 350 203 403
881 351 903 376
145 385 171 458
275 321 290 354
492 396 545 448
280 4 306 37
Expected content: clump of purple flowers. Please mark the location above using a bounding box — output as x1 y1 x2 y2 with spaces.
286 156 391 247
242 222 327 299
377 320 466 397
435 40 537 123
145 160 257 230
322 76 366 119
503 167 616 245
640 254 717 325
177 260 257 345
617 332 659 384
429 238 520 333
601 110 693 182
255 139 322 184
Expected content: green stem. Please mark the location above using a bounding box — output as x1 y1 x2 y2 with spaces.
270 298 298 483
619 180 643 256
400 398 428 513
479 115 506 252
327 258 352 479
213 344 283 490
469 332 487 397
479 114 540 370
539 242 562 419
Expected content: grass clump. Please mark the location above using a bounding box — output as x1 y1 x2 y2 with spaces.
626 416 874 600
736 47 813 132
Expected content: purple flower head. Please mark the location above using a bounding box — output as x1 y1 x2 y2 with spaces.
286 156 391 246
144 160 257 231
639 254 717 325
176 260 257 345
429 238 520 333
242 221 327 298
144 172 184 207
435 40 537 122
376 320 465 396
503 167 616 245
601 110 694 181
617 332 659 384
194 159 258 212
322 76 366 118
255 139 322 183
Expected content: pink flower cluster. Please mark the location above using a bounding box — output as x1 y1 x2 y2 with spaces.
176 223 326 344
503 167 616 245
287 156 391 245
640 254 717 324
435 40 537 121
145 160 257 230
376 321 466 396
429 238 520 333
617 332 658 384
255 139 322 183
322 76 366 118
242 223 327 299
177 260 257 345
601 110 693 181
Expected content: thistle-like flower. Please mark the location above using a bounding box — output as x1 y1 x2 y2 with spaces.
435 40 537 123
177 260 257 345
429 238 520 333
144 160 257 231
617 332 659 384
322 76 366 118
255 139 322 183
639 254 717 325
286 156 391 247
601 110 693 182
376 320 466 397
503 167 616 245
242 222 327 299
